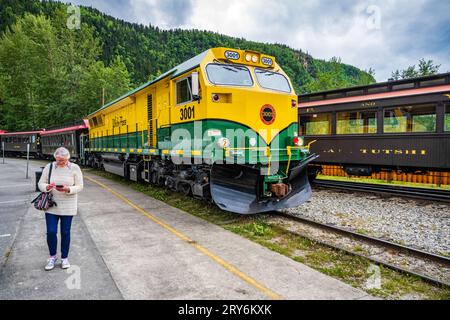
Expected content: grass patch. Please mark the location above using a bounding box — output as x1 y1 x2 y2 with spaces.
86 169 450 300
356 228 370 235
352 245 369 255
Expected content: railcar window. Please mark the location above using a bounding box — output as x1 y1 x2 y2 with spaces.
300 113 332 136
384 104 436 133
176 77 193 105
309 95 324 101
255 69 291 93
346 90 364 97
445 106 450 132
337 111 377 134
392 82 415 90
368 86 388 94
326 92 344 99
420 78 446 87
206 64 253 87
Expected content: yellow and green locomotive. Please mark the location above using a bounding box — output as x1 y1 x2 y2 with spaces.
86 47 317 214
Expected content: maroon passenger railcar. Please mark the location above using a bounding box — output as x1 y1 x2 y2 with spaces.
0 131 42 158
298 73 450 177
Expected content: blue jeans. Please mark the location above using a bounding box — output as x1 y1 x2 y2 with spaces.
45 213 73 259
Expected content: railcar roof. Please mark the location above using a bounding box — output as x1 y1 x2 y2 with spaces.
0 131 41 136
298 72 450 100
41 123 89 136
87 50 209 117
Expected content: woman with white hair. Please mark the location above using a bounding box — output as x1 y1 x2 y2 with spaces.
38 147 84 271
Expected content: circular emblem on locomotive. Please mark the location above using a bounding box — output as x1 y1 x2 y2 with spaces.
260 104 276 125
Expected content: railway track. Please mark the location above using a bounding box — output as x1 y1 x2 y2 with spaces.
313 179 450 203
272 212 450 288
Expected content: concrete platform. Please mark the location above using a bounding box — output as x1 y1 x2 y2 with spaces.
0 158 374 300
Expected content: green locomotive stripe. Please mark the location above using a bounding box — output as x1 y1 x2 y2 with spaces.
90 131 148 150
89 121 304 162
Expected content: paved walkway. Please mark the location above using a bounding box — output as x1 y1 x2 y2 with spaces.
0 158 374 300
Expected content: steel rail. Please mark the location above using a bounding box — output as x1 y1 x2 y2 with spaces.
313 179 450 203
273 212 450 288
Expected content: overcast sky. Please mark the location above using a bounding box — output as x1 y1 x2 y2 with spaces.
62 0 450 82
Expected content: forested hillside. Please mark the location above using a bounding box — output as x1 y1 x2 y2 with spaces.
0 0 375 131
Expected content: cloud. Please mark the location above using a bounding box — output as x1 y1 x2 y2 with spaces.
63 0 450 81
130 0 194 27
65 0 194 27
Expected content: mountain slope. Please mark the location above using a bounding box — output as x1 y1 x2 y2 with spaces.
0 0 375 93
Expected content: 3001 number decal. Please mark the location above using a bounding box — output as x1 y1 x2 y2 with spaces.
180 106 195 121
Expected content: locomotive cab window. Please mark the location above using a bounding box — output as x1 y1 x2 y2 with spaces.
337 111 377 135
206 64 253 87
446 105 450 132
384 104 436 133
300 113 332 136
255 69 291 93
176 76 193 105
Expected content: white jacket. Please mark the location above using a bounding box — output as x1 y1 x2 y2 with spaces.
38 162 84 216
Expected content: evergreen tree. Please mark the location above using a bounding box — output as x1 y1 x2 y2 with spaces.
391 59 441 80
0 13 132 131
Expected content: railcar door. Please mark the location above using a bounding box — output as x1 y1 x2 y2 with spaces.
79 134 87 165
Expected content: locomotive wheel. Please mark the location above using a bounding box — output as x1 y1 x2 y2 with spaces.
177 182 192 196
151 172 158 185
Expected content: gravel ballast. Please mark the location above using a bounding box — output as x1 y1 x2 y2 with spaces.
285 189 450 257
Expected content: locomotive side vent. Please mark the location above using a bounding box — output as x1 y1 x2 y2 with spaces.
147 94 154 147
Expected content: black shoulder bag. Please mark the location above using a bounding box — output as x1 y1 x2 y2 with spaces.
31 163 57 211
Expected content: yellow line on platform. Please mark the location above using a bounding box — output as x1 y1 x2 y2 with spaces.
85 175 282 300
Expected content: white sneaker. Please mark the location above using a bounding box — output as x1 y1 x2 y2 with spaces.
61 258 71 270
45 257 57 271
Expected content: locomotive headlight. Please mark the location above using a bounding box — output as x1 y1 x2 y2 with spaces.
212 94 220 102
217 137 231 149
293 137 304 147
252 55 259 63
246 54 252 62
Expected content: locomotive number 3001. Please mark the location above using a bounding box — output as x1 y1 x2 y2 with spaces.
180 106 195 121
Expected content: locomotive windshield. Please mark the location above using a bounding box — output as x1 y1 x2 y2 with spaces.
206 64 253 86
255 69 291 93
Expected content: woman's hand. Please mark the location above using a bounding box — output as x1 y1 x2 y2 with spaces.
56 185 71 193
46 183 56 191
